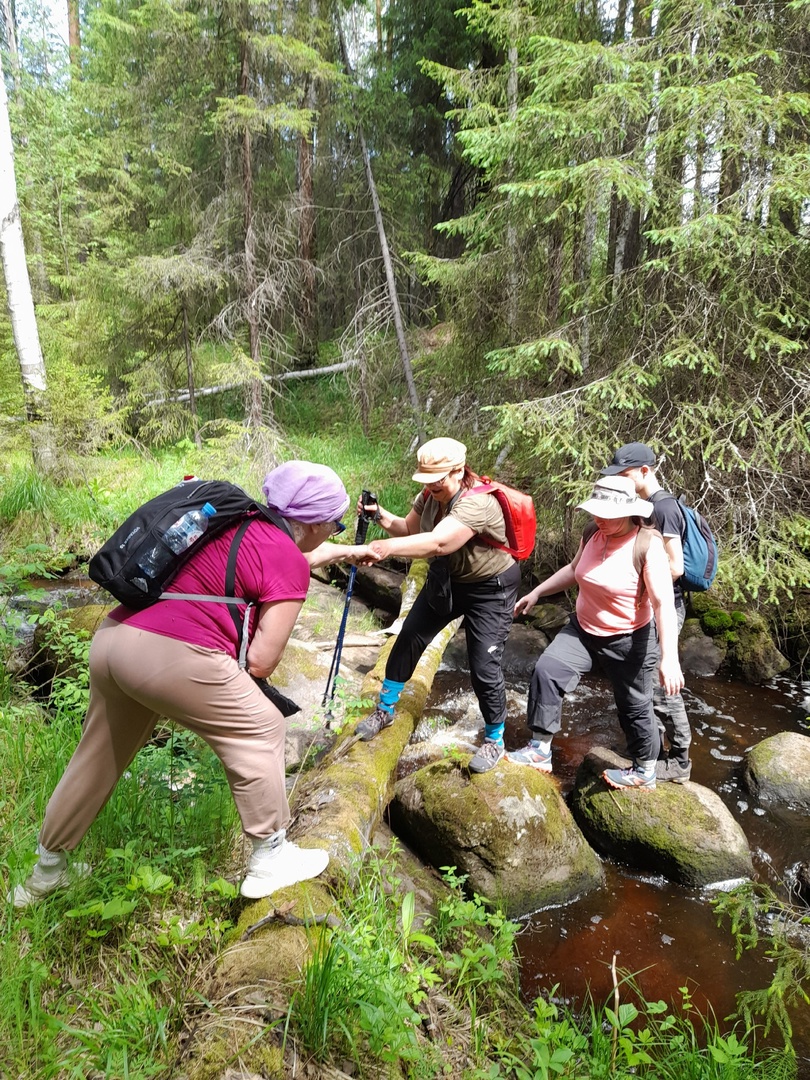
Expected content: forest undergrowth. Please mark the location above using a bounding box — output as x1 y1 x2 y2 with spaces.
0 386 805 1078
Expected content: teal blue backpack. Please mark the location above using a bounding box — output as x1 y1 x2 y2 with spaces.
650 491 718 591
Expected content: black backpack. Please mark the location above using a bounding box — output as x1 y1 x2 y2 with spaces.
89 478 291 610
89 478 300 712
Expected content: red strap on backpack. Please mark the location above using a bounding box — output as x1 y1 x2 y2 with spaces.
421 477 537 559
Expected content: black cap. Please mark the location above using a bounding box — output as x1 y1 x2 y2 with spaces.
600 442 657 476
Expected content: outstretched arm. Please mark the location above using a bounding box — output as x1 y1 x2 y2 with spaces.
514 543 584 617
368 515 475 560
304 543 379 568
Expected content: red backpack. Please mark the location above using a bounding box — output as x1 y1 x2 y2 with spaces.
467 476 537 560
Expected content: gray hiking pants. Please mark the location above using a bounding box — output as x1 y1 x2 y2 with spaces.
653 600 691 765
526 614 660 764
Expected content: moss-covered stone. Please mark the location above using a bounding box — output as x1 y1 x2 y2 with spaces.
683 597 789 684
743 731 810 810
701 609 734 635
184 1026 285 1080
571 748 753 887
391 757 604 917
726 611 790 683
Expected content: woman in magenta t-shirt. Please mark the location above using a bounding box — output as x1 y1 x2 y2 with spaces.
11 462 373 908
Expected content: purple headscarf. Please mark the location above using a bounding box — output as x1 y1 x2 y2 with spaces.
262 461 350 524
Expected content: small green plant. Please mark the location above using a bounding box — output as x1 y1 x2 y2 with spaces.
713 881 810 1045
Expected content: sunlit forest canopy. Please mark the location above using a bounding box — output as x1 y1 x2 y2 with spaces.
0 0 808 606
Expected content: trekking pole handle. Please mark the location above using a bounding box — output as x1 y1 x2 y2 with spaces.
355 489 377 545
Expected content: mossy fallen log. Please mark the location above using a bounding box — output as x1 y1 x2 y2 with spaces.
205 560 459 1031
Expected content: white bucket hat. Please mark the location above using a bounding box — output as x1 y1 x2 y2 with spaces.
575 475 654 519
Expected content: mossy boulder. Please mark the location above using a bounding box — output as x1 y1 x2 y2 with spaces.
571 747 753 887
679 618 726 676
726 611 790 683
685 596 789 684
743 731 810 810
390 757 604 917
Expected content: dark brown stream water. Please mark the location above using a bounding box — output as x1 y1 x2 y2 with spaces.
421 664 810 1065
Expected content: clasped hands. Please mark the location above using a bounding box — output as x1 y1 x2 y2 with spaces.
339 541 388 566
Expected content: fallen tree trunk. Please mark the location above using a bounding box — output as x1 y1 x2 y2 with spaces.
209 560 459 995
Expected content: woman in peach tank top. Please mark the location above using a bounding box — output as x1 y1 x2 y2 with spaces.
508 475 683 790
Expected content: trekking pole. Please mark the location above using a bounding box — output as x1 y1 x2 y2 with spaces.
322 490 376 714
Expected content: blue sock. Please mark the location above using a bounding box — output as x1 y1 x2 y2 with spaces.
379 678 405 714
484 723 504 745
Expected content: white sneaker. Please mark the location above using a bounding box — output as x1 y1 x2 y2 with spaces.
9 846 91 909
240 832 330 899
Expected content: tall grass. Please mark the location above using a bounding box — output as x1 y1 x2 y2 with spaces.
287 856 796 1078
0 664 239 1079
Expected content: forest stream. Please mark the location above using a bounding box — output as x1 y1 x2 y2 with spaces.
418 659 810 1064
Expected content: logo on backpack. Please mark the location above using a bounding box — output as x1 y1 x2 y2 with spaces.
650 491 718 591
89 479 290 609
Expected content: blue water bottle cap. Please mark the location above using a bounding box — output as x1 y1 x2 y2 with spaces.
202 502 217 517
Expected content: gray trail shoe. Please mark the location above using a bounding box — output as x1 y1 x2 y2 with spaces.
355 705 395 742
656 758 692 783
507 743 553 772
10 847 91 909
603 765 656 791
469 739 505 774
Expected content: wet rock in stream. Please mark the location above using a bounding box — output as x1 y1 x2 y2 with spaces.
571 746 754 887
743 730 810 810
391 757 604 917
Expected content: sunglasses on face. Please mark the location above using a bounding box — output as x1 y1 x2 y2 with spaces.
331 520 346 536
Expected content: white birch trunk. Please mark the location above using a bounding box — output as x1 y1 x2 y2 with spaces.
0 50 54 470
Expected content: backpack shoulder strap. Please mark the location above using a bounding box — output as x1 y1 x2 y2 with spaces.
225 518 257 669
581 520 598 547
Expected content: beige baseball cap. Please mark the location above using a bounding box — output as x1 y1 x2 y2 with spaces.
412 437 467 483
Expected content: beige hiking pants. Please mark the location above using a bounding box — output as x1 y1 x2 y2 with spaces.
40 619 289 852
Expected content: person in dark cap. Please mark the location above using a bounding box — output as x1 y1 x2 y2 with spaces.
601 443 692 783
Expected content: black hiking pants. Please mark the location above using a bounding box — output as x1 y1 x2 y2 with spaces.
385 561 521 737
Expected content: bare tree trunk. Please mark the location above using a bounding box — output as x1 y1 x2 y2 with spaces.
1 0 20 93
375 0 382 53
239 19 265 428
573 198 597 372
67 0 80 72
505 42 519 337
296 71 319 366
0 52 55 472
182 301 201 448
336 16 425 442
1 0 48 299
546 216 564 325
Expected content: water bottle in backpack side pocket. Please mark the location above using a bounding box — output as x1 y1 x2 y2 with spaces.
136 502 217 582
